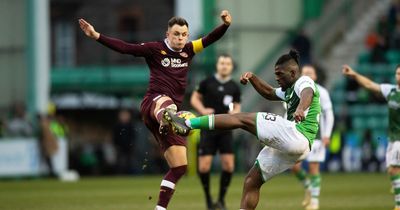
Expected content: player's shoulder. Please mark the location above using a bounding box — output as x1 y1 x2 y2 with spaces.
380 83 397 90
294 76 315 89
297 75 315 84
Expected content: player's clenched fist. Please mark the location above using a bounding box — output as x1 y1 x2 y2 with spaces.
293 108 305 123
240 72 253 85
78 19 100 40
220 10 232 26
342 64 357 78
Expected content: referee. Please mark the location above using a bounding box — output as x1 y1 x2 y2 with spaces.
191 54 241 210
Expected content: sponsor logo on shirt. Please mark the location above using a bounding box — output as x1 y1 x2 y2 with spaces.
161 58 188 68
161 58 171 67
180 52 188 58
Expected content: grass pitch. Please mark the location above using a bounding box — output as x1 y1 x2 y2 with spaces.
0 173 392 210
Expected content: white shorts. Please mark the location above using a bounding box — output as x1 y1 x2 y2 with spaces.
306 140 326 162
255 112 310 181
386 141 400 168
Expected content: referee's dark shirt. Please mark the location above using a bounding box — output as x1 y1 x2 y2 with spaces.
197 75 241 114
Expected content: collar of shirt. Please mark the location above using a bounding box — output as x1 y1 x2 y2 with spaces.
214 74 231 84
164 39 183 53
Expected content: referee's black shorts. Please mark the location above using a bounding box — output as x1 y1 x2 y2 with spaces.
198 130 233 156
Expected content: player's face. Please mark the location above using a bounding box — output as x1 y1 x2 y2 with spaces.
302 66 317 81
396 67 400 85
166 24 189 51
275 65 293 91
216 57 233 77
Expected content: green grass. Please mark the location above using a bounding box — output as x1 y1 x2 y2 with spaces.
0 173 393 210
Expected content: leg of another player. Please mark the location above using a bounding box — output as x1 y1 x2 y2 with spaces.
217 154 234 209
187 113 257 135
240 166 264 210
292 162 310 189
155 145 188 210
198 155 214 210
307 162 321 210
388 166 400 210
292 162 311 207
153 96 177 135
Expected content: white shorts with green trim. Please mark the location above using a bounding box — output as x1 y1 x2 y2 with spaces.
306 140 326 162
255 112 309 181
386 141 400 168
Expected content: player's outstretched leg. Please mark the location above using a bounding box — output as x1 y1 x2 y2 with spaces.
164 111 257 136
152 96 177 135
239 166 264 210
292 162 311 207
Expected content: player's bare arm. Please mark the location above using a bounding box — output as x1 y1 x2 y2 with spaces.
240 72 281 101
190 91 215 115
79 19 100 40
293 88 314 123
342 64 381 94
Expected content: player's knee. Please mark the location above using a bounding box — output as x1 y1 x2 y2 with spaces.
171 165 187 179
222 161 234 172
388 166 400 176
198 164 211 173
244 174 259 189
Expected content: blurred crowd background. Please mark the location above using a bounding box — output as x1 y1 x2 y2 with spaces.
0 0 398 178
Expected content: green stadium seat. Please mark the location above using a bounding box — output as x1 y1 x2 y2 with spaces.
358 51 372 64
386 50 400 64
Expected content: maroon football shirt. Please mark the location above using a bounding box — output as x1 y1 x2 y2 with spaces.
97 24 229 106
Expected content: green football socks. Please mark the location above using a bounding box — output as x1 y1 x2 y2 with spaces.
187 114 215 130
295 169 310 189
391 174 400 208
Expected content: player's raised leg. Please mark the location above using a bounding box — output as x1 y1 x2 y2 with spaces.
152 96 178 135
147 96 187 210
164 111 257 136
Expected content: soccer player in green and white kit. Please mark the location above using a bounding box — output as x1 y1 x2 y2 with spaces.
164 50 321 210
343 64 400 210
291 65 334 210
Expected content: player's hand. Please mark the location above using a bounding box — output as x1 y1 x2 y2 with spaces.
342 65 357 78
293 108 305 123
240 72 253 85
220 10 232 26
322 137 330 147
201 108 215 115
79 19 100 40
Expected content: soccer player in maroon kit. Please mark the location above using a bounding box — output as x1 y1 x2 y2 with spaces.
79 10 232 210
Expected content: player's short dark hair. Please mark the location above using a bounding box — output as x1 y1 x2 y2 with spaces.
396 64 400 70
275 49 300 66
168 17 189 28
217 53 233 61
